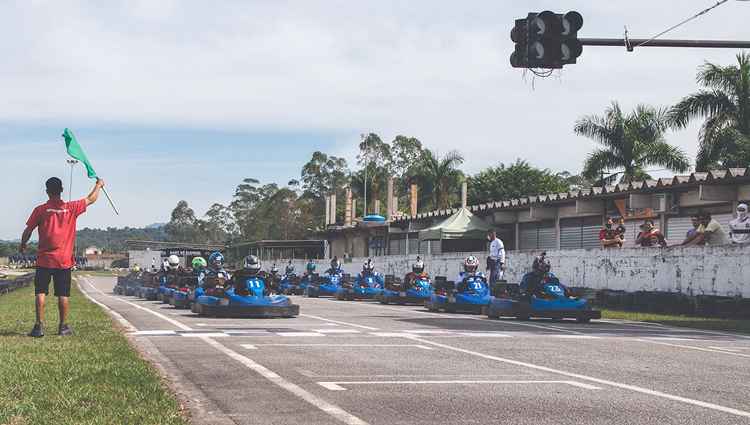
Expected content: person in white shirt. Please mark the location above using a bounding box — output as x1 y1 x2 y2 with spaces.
486 229 505 283
729 203 750 244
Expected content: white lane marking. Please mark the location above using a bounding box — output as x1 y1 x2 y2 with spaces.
131 330 178 336
241 343 434 350
201 337 369 425
315 329 362 333
182 333 229 338
301 314 380 330
411 337 750 418
635 339 750 358
78 278 192 331
279 332 326 337
76 279 137 332
372 332 413 337
458 333 512 337
317 380 601 391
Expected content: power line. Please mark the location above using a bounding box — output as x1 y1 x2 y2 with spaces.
636 0 730 48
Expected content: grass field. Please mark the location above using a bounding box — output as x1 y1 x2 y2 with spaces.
601 309 750 334
0 282 188 425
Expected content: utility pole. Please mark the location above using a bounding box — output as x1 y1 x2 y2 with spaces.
361 133 368 217
67 159 78 202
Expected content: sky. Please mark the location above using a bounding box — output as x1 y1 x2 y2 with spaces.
1 1 749 240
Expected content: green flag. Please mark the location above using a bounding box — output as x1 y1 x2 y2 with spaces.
63 128 98 179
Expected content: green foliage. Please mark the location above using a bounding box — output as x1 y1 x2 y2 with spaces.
74 226 168 254
669 53 750 171
467 158 572 204
410 148 464 211
0 242 38 256
575 101 690 185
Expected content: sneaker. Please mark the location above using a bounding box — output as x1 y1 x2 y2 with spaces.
27 323 44 338
58 323 76 336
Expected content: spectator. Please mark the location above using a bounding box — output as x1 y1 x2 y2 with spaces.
614 218 627 246
485 229 505 282
682 214 707 245
729 203 750 244
635 219 658 247
681 211 730 245
599 217 623 248
649 231 668 247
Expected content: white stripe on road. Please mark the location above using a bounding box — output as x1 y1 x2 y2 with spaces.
635 339 750 358
300 314 380 330
202 337 369 425
318 380 602 391
241 343 433 350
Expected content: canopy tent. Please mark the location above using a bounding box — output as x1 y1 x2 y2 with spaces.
418 208 496 241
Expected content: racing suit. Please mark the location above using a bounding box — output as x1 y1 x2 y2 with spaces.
229 269 271 297
455 271 488 295
401 272 431 291
353 271 385 289
520 272 569 299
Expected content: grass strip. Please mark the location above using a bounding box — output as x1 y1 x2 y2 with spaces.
0 280 188 425
601 309 750 334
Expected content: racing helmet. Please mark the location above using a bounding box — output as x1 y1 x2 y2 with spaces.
167 255 180 270
363 259 375 273
131 265 140 273
209 252 224 268
306 261 316 273
330 257 341 272
192 257 207 272
532 252 551 275
412 257 425 274
463 256 479 273
270 264 279 275
285 262 294 275
243 255 261 271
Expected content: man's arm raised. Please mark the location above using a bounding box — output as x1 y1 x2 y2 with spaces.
85 179 105 206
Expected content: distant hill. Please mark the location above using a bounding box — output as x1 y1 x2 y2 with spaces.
75 226 170 253
145 222 167 229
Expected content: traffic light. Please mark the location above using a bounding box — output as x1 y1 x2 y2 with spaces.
512 11 583 69
510 19 527 68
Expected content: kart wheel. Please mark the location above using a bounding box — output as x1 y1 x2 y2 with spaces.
337 293 345 300
218 298 230 306
577 318 591 323
446 296 456 304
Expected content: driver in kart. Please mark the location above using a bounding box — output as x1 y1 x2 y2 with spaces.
157 255 186 288
229 255 276 297
353 259 385 289
401 257 431 292
280 262 297 287
301 261 319 284
203 252 230 296
324 257 345 277
455 256 488 294
188 256 207 287
520 252 571 299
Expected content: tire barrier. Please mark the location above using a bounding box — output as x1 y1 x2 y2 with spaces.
592 288 749 320
0 273 35 296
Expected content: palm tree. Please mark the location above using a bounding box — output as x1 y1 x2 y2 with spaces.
413 149 465 210
669 53 750 171
575 101 691 185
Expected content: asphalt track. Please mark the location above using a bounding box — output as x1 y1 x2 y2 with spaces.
78 276 750 425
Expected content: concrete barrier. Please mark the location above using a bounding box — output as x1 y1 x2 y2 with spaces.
0 273 34 296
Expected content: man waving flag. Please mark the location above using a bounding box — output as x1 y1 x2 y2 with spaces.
61 128 119 215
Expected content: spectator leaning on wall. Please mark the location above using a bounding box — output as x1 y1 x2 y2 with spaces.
683 214 707 245
681 211 730 246
635 219 658 247
599 217 624 248
728 203 750 244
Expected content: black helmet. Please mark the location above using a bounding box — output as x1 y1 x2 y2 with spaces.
363 259 374 273
532 252 551 275
412 257 424 274
243 255 261 271
330 257 341 271
306 262 316 273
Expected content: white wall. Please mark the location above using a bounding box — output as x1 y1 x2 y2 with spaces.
280 245 750 297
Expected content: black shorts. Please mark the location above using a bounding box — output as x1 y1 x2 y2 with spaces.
34 266 72 297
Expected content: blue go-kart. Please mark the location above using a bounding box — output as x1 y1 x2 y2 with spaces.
425 274 494 313
336 275 382 300
305 274 344 297
195 275 299 318
170 277 200 308
281 275 308 295
484 278 600 323
376 278 434 305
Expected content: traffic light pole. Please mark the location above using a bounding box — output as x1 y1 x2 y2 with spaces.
580 38 750 50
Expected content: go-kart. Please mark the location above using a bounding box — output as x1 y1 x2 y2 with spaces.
425 274 494 313
170 277 200 308
140 272 159 300
282 275 310 295
194 274 299 318
376 276 434 305
305 274 346 297
336 274 382 300
113 276 128 294
483 278 600 323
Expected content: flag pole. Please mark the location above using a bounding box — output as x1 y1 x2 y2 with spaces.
101 187 120 215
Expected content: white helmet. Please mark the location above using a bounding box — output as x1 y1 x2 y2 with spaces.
167 255 180 270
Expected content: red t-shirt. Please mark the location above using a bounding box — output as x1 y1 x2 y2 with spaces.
599 228 619 248
26 199 87 269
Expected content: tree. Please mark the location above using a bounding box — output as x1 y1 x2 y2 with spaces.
202 203 235 245
467 159 572 204
413 149 465 210
575 101 690 185
165 200 205 243
669 53 750 171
